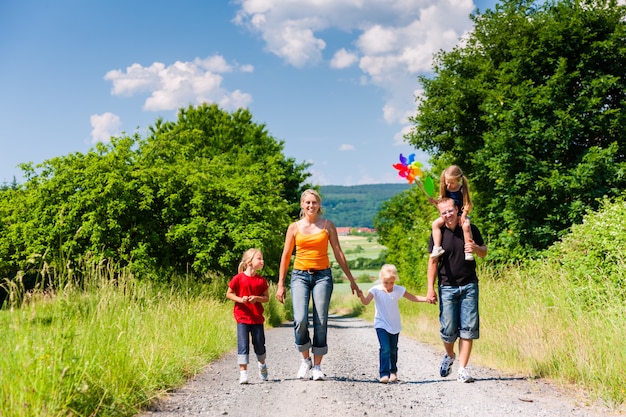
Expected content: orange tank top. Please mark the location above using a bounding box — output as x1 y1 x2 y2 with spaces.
294 221 330 270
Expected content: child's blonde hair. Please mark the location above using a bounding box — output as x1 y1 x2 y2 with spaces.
238 248 262 273
379 264 399 281
439 165 472 214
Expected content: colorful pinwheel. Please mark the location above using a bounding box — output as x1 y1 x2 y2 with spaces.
392 153 436 198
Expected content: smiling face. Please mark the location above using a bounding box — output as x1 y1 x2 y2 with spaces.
378 264 399 293
437 198 459 230
300 189 322 217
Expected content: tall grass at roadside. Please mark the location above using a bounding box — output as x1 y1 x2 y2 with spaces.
0 263 289 417
389 262 625 409
477 262 626 408
393 198 626 409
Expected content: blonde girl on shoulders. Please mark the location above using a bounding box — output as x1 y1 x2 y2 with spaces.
429 165 474 261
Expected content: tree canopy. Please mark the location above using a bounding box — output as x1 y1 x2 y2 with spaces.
406 0 626 260
0 104 310 282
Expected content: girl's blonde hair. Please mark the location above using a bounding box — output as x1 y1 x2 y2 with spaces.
379 264 399 281
238 248 262 273
299 189 323 218
439 165 472 214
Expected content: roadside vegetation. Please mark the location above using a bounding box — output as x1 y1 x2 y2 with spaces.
363 198 626 409
3 201 625 416
0 267 292 416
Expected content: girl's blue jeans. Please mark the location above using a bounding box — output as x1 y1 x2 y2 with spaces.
237 323 266 365
376 327 399 378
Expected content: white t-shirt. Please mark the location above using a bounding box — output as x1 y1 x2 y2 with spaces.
369 284 406 334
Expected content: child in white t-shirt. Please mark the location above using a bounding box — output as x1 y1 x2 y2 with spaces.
357 264 427 383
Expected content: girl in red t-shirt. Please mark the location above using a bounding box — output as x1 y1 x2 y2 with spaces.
226 248 270 384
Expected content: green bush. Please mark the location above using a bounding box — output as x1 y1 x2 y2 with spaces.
546 195 626 306
357 273 373 283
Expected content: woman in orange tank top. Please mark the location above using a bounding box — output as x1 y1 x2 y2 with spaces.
277 189 360 381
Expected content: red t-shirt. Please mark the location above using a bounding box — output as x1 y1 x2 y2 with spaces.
228 272 269 324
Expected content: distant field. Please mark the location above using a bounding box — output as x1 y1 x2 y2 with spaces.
333 282 376 297
330 235 385 292
336 235 385 261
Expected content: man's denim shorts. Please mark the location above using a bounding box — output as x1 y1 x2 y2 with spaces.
439 282 479 342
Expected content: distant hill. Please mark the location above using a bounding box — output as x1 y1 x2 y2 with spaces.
319 183 409 228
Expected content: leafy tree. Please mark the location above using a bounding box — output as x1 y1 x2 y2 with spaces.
406 0 626 261
0 104 310 282
136 104 310 277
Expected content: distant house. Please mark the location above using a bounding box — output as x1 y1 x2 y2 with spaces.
336 227 351 236
336 227 376 236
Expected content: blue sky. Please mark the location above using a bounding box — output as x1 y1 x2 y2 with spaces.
0 0 499 186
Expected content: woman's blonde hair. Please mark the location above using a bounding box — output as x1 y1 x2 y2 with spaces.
238 248 262 273
439 165 472 214
299 189 323 218
379 264 399 281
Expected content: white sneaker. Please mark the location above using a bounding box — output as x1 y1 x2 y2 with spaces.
239 370 248 384
465 252 474 261
430 246 445 258
297 357 312 379
457 367 474 383
311 365 325 381
258 362 268 381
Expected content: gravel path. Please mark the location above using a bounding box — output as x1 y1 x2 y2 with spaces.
139 316 613 417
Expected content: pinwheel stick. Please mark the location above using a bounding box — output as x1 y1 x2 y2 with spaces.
415 180 429 197
417 175 436 199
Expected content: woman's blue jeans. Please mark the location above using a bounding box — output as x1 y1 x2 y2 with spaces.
376 328 399 378
291 268 333 356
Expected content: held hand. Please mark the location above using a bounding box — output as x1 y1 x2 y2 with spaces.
350 281 360 295
426 288 438 305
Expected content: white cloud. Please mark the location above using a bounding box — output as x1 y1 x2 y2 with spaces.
357 25 398 55
339 144 355 151
233 0 475 145
104 55 254 112
330 48 358 69
90 112 121 144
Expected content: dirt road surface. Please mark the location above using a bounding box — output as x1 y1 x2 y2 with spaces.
138 316 614 417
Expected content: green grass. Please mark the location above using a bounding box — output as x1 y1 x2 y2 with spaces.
394 262 626 409
336 219 626 410
0 276 237 416
333 234 384 283
392 200 626 410
2 214 626 415
0 267 294 417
